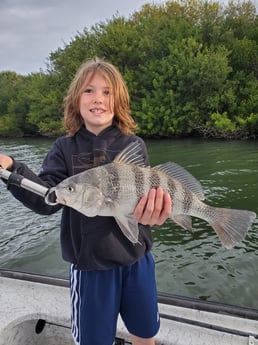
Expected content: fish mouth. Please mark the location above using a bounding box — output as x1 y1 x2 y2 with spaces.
45 187 67 206
56 197 67 205
45 188 58 205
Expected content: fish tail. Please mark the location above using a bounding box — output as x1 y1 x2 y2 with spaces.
209 207 256 249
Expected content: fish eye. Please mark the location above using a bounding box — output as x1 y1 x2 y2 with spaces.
66 185 74 193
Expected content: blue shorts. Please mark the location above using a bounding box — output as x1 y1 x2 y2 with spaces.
70 252 160 345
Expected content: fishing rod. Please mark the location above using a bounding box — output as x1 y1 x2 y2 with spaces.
0 167 57 205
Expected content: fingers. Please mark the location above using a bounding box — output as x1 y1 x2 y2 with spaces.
145 187 164 225
159 190 172 224
134 188 156 225
134 187 172 226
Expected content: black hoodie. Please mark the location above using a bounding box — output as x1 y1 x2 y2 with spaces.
6 125 153 270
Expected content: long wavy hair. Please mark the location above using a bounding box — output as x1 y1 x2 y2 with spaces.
64 57 137 136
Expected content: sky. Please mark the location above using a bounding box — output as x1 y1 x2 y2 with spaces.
0 0 167 75
0 0 256 75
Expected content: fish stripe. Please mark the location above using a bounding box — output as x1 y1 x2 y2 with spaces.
167 178 177 197
150 170 161 189
132 165 145 199
182 189 194 213
105 164 120 200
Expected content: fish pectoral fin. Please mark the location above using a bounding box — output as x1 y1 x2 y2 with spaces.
171 215 192 231
115 214 139 244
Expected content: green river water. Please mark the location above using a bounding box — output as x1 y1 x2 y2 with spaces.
0 137 257 309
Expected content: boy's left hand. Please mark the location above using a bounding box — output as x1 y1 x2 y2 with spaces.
134 187 172 226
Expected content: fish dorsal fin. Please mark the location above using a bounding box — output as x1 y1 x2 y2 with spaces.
114 141 147 167
155 162 205 200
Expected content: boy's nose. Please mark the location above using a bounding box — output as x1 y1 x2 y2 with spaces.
94 99 102 104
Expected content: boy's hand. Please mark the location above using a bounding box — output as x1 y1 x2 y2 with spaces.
134 187 172 226
0 155 13 170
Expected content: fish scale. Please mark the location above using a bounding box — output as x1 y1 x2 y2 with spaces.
132 165 146 200
181 187 195 214
53 141 257 248
102 164 121 200
149 170 161 190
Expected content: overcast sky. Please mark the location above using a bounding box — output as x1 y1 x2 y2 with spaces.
0 0 168 75
0 0 256 75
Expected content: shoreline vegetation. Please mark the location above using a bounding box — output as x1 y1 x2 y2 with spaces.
0 0 257 140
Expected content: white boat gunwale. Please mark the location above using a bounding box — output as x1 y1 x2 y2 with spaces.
1 268 258 345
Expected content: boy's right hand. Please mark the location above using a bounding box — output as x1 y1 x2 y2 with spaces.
0 154 13 170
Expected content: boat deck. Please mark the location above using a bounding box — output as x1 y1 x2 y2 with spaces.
0 270 258 345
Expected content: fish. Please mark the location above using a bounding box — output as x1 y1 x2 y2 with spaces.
51 141 257 249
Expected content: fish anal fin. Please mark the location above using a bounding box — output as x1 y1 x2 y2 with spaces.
172 215 192 231
115 214 139 244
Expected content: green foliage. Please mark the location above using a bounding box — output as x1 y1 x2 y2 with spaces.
0 72 19 117
27 73 64 136
0 0 257 139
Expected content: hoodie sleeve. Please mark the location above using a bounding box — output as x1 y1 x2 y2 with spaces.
3 139 68 215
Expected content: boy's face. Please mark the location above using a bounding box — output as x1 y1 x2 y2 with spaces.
79 72 115 135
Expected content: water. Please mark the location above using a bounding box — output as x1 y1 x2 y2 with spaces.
0 137 258 309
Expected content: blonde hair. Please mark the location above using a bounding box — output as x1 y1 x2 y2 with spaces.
64 57 137 136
